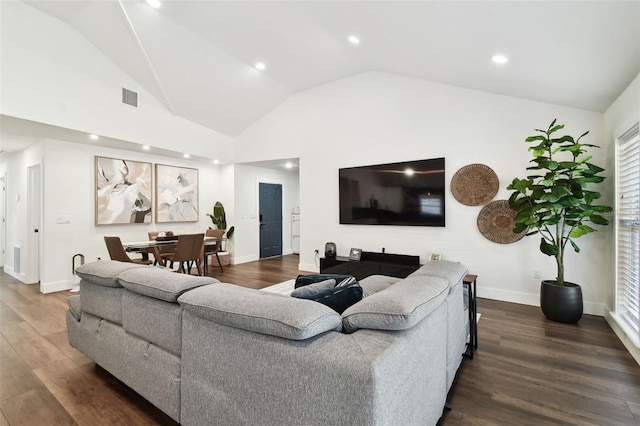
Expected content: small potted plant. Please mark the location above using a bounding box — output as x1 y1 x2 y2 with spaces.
507 120 612 323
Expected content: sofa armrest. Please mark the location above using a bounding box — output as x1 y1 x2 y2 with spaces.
178 283 342 340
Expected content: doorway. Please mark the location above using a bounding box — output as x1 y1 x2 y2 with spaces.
27 164 41 283
259 182 282 258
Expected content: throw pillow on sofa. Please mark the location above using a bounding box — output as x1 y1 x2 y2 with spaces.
294 274 355 289
292 274 363 314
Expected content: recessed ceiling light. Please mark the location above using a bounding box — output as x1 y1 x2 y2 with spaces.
183 153 190 158
285 162 293 169
89 134 99 140
146 0 161 8
404 168 415 176
348 35 360 45
213 159 219 164
492 55 509 64
255 62 266 71
142 145 150 150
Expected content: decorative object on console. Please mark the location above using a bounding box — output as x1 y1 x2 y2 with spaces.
155 164 199 223
324 242 337 258
429 252 442 261
95 156 152 225
349 248 362 261
507 120 612 323
477 200 526 244
450 163 499 206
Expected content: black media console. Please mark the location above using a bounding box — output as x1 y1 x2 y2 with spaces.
319 251 421 281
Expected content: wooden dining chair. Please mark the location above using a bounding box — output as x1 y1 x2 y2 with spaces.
104 236 153 265
148 232 175 268
169 233 204 275
203 228 225 273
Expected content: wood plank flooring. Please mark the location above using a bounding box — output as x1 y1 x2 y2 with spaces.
1 255 639 425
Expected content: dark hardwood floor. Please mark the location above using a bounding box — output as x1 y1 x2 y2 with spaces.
1 255 639 425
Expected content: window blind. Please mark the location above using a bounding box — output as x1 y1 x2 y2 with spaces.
616 123 640 343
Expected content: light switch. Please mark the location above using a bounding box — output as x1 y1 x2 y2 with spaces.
56 215 71 224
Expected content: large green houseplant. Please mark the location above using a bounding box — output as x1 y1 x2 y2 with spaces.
507 120 612 323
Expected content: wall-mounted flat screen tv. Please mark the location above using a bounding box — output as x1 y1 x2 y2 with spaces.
339 157 445 227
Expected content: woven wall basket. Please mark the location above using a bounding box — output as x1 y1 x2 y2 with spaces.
477 200 527 244
451 163 499 206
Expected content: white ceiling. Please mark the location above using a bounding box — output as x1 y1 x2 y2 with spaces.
4 0 640 155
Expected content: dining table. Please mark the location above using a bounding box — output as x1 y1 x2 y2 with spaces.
123 236 225 276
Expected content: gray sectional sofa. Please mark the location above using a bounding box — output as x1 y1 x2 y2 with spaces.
67 259 469 425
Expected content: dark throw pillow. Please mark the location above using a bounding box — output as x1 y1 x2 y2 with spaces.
292 274 363 314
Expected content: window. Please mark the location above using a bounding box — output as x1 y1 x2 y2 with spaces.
615 123 640 346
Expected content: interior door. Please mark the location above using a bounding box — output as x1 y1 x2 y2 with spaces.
27 164 41 283
259 183 282 258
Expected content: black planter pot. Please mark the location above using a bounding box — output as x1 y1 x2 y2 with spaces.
540 280 583 323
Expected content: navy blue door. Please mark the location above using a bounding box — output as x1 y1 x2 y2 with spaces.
259 183 282 258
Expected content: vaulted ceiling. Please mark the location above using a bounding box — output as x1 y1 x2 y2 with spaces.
13 0 640 139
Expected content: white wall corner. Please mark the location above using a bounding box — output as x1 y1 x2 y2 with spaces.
4 266 30 284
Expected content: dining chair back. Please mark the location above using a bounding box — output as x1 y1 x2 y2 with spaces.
204 228 225 273
148 232 176 267
104 236 152 265
170 233 205 275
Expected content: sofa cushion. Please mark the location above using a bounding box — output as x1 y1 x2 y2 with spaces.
75 260 146 288
341 275 449 333
178 283 342 340
67 295 81 321
118 268 218 302
408 260 467 289
359 275 399 297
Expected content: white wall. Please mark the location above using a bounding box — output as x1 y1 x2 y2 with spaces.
0 1 233 162
1 137 226 293
235 71 610 314
233 164 299 264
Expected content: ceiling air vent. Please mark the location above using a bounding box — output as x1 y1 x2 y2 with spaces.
122 88 138 107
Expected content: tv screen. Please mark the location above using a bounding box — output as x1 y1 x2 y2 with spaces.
339 157 445 227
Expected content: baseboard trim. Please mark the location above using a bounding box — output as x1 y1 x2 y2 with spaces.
4 266 31 284
41 279 73 294
298 262 319 273
232 254 259 265
478 286 606 317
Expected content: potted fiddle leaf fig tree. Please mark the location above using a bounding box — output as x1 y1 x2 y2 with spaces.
507 119 612 323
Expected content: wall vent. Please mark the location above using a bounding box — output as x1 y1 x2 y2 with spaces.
122 88 138 107
14 245 21 274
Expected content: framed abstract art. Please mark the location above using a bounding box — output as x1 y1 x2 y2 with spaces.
95 156 152 225
155 164 199 222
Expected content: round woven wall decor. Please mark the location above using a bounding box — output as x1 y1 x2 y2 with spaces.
451 163 499 206
477 200 527 244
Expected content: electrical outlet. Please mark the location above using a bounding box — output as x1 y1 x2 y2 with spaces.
533 270 541 278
